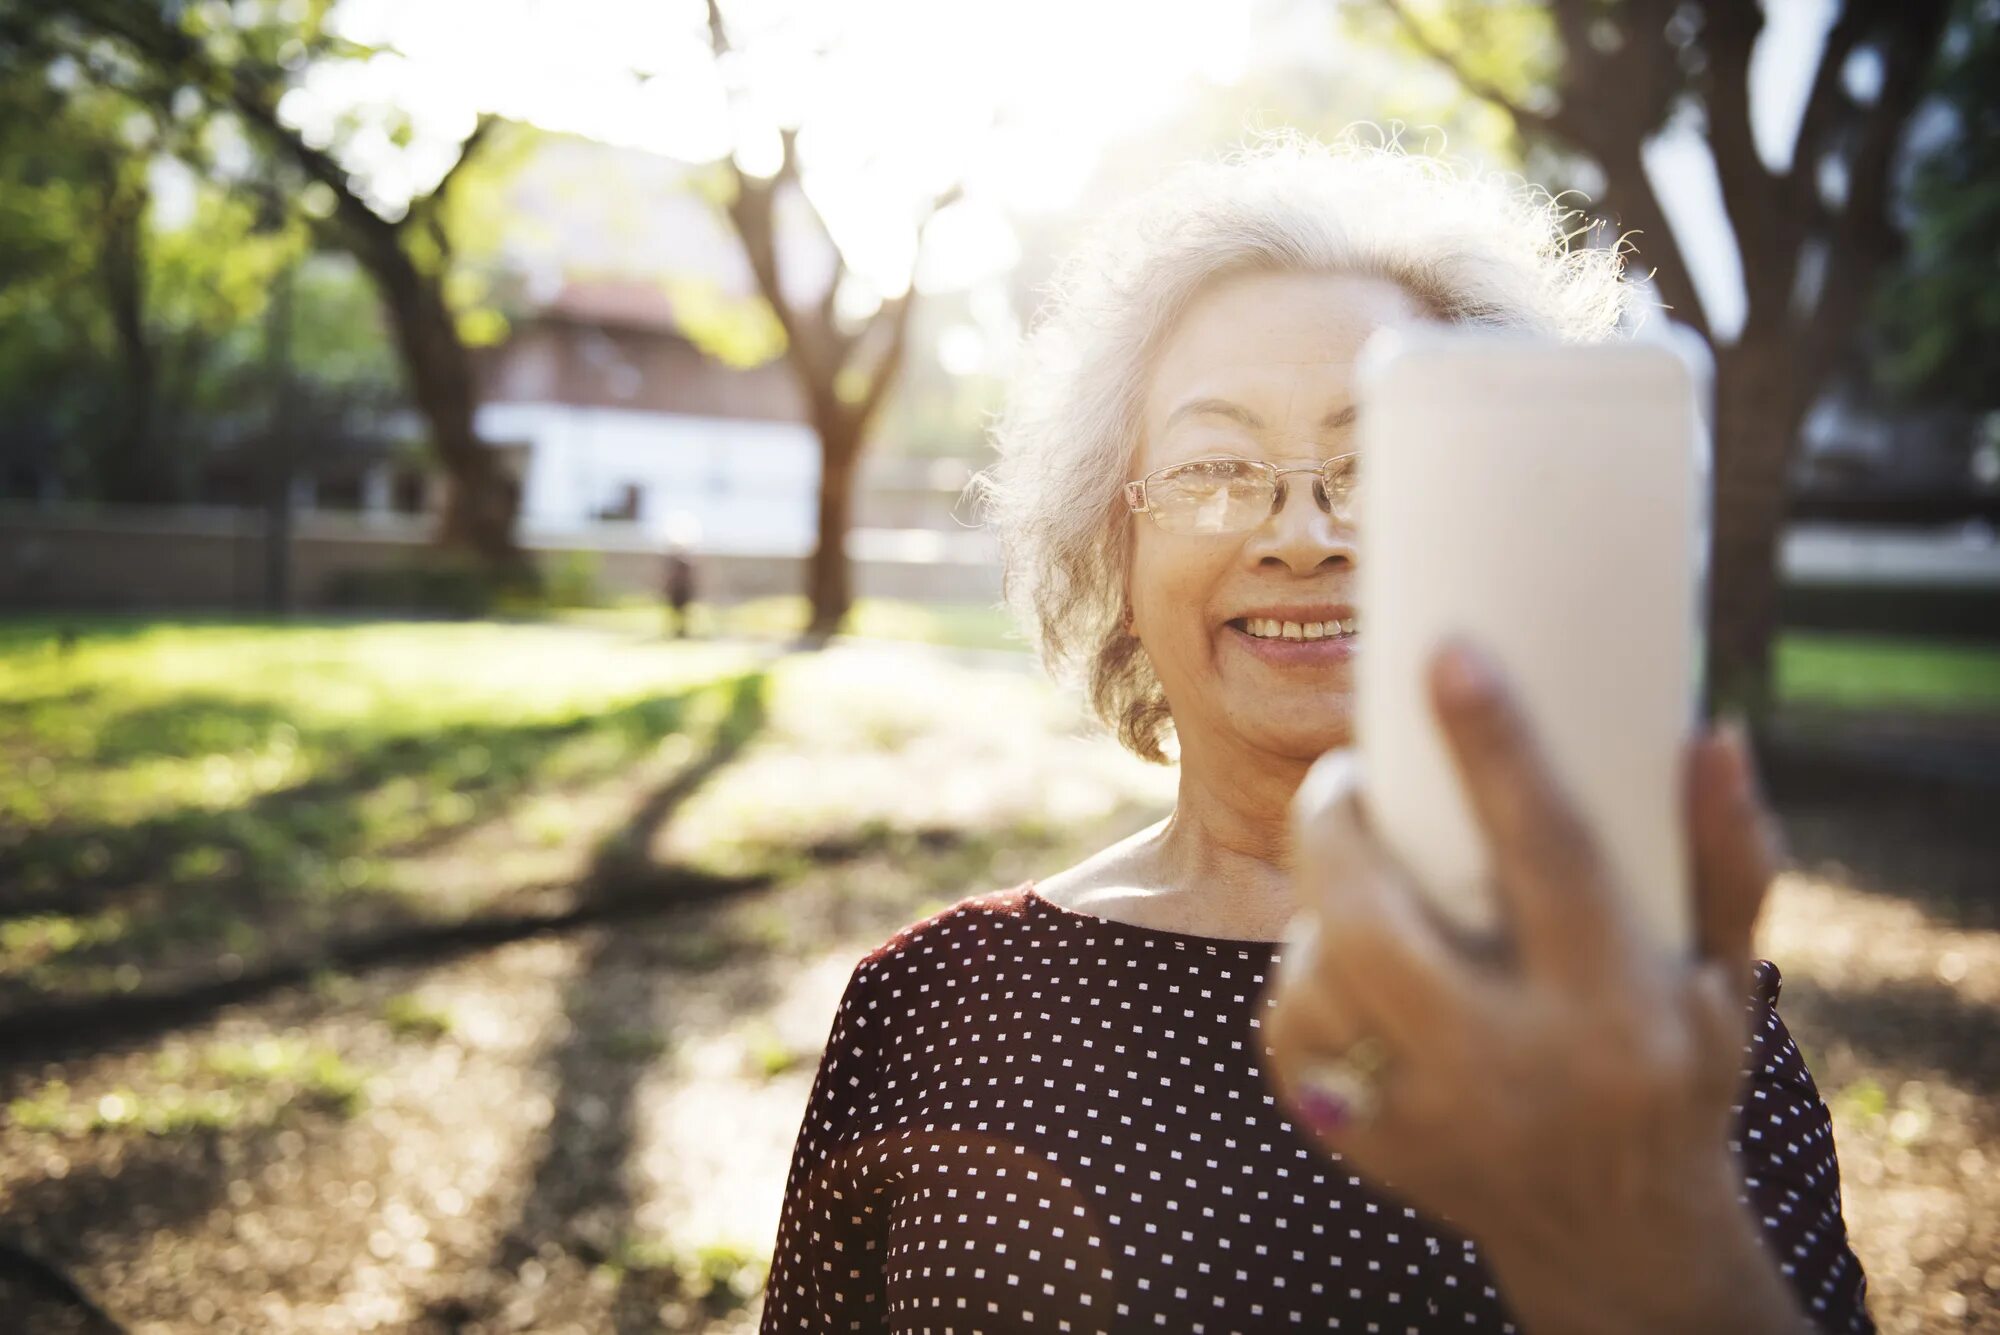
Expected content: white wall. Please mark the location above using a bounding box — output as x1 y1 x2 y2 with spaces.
478 402 821 553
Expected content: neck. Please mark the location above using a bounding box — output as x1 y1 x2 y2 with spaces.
1145 731 1334 939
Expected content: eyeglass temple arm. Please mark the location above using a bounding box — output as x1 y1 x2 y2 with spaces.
1123 480 1148 512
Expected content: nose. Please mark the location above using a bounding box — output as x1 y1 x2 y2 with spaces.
1243 471 1355 575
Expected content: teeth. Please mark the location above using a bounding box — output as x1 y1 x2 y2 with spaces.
1238 617 1359 641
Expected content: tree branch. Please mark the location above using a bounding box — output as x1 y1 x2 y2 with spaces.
1373 0 1557 133
1693 0 1788 328
64 0 406 277
1546 0 1684 160
1595 144 1715 342
410 113 498 268
1805 2 1949 368
1789 1 1872 213
418 113 498 211
846 181 961 433
704 1 837 384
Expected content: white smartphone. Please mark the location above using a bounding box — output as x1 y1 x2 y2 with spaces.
1350 327 1712 955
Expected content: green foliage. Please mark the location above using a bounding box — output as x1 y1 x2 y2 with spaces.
738 1020 805 1079
322 559 510 617
600 1234 765 1310
6 0 531 513
533 551 609 611
1873 0 2000 409
0 32 410 501
1329 0 1562 165
659 274 788 369
8 1037 369 1136
381 992 454 1040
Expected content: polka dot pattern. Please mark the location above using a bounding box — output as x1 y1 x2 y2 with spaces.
761 884 1874 1332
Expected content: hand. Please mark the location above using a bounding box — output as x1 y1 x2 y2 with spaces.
1261 639 1806 1334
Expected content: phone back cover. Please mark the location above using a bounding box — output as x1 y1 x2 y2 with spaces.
1353 330 1705 954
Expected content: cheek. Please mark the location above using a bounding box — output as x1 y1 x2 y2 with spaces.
1130 535 1227 644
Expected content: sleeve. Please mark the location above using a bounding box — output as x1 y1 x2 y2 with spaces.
1730 958 1877 1335
759 954 895 1333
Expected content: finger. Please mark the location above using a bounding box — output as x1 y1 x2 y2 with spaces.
1427 639 1629 986
1263 921 1396 1161
1686 721 1783 988
1290 749 1480 1049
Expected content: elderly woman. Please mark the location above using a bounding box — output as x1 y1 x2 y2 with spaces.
760 140 1873 1333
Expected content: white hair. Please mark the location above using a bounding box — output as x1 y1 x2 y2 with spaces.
968 132 1642 764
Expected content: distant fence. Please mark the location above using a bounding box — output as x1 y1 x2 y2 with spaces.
5 505 2000 637
1780 523 2000 639
0 505 1002 611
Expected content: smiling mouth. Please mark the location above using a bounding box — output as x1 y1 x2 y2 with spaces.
1226 615 1359 642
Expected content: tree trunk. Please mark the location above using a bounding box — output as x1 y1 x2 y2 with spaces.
806 422 860 639
1703 327 1811 721
262 253 296 613
372 262 525 577
99 166 157 504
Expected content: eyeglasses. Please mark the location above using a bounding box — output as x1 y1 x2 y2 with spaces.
1122 454 1360 536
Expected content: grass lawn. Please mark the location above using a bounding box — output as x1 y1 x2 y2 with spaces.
1775 631 2000 713
0 612 1993 1332
572 598 2000 713
1 611 1992 1013
0 614 1168 1015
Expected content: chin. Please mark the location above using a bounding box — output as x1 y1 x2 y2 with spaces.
1239 711 1353 761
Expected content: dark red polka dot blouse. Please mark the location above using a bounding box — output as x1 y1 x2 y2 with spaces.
761 883 1874 1333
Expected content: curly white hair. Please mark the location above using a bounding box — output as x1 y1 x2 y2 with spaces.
967 132 1642 764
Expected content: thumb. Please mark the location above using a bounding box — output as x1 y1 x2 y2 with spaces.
1290 748 1375 887
1687 721 1782 988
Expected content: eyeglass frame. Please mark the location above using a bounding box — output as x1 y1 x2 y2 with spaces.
1122 453 1361 533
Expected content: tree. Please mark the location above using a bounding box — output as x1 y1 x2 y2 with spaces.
14 0 533 573
1361 0 1952 716
0 47 298 502
701 0 960 638
1872 0 2000 414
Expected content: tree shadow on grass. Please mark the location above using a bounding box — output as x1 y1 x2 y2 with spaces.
433 671 776 1333
0 678 755 1020
83 695 299 765
1 673 779 1333
3 686 715 910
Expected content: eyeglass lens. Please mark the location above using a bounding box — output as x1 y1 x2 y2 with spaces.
1145 458 1357 534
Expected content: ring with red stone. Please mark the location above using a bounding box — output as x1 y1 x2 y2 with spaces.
1293 1034 1390 1132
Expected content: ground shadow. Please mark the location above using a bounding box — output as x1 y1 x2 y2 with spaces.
0 1117 297 1335
1762 717 2000 934
1784 972 2000 1103
0 676 766 1025
430 671 774 1334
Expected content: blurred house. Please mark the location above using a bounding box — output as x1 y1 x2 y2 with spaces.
469 131 834 553
475 276 818 552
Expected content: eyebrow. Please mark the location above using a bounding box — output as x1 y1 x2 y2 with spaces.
1164 398 1357 432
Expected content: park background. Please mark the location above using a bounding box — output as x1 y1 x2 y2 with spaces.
1 0 1997 1331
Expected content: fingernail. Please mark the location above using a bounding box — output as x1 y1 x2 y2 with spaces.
1436 639 1498 704
1293 1082 1352 1134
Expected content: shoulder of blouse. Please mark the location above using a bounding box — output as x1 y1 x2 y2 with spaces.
1749 956 1781 1009
850 881 1039 977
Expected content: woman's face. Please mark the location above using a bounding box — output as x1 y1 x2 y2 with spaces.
1129 269 1435 763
